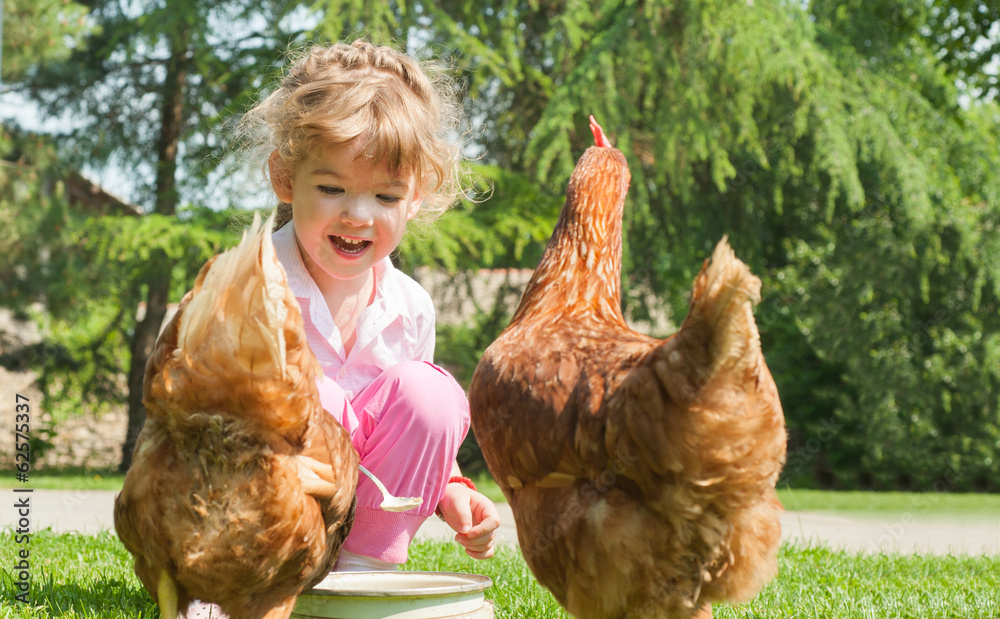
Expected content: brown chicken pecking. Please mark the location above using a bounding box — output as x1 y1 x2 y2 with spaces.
114 213 357 619
469 118 786 619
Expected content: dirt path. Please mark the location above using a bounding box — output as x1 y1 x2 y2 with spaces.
4 490 998 556
778 509 1000 555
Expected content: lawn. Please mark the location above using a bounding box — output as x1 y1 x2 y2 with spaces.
0 468 125 492
1 530 998 618
3 470 998 616
776 486 1000 516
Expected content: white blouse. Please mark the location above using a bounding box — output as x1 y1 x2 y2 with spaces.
272 223 436 401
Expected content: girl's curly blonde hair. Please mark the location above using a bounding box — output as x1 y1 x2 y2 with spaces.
241 39 466 230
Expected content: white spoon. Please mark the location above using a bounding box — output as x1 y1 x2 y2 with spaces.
358 464 423 512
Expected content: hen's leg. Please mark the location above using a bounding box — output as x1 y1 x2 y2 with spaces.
157 570 179 619
692 605 713 619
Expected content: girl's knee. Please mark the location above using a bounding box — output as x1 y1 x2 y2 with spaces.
385 361 469 429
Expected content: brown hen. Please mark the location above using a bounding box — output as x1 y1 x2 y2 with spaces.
114 213 357 619
469 118 786 619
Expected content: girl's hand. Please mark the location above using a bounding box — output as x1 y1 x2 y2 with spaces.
436 483 500 559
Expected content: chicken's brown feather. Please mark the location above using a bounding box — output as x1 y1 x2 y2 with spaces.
470 126 786 619
115 214 357 619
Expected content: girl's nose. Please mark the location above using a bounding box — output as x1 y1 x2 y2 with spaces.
340 197 375 226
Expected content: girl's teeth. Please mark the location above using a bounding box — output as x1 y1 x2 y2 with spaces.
332 235 368 253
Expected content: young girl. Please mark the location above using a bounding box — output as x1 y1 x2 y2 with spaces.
186 39 499 618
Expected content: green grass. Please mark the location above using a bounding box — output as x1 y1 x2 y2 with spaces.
468 470 506 503
0 468 125 491
405 540 569 617
407 540 1000 618
0 530 156 617
777 486 1000 516
2 530 998 618
719 544 1000 618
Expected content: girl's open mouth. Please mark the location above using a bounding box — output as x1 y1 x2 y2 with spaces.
329 235 371 257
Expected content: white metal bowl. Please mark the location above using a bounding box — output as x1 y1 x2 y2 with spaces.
291 571 494 619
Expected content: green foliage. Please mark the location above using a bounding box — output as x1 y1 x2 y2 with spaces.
307 0 414 44
0 130 63 314
924 0 1000 100
6 0 1000 490
0 0 91 80
758 4 1000 490
407 0 1000 492
0 130 234 423
14 0 307 209
398 164 561 272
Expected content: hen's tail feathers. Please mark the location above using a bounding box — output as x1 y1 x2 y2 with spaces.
682 236 762 385
176 211 290 380
146 211 319 434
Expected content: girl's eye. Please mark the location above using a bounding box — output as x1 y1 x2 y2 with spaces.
377 195 403 204
318 185 343 195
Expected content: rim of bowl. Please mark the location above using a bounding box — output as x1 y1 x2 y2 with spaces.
304 571 494 598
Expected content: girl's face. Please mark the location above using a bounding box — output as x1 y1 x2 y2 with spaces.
271 141 421 291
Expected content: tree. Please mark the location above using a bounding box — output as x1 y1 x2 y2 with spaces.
5 0 495 471
10 0 999 488
0 127 232 464
412 0 1000 490
13 0 309 470
1 0 90 81
1 0 93 319
926 0 1000 100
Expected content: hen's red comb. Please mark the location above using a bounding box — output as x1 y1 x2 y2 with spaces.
590 115 613 148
